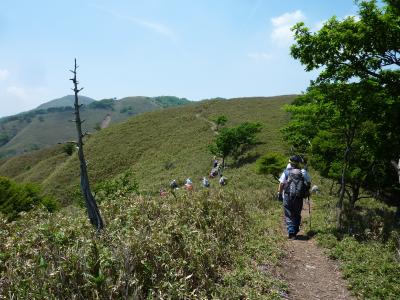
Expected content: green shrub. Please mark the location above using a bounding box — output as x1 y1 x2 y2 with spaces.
62 143 75 156
256 152 287 181
93 171 139 202
0 176 59 220
0 189 285 299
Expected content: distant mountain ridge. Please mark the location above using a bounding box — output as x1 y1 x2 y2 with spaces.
0 95 191 158
36 95 96 109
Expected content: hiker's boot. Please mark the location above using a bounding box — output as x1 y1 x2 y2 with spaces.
288 229 296 239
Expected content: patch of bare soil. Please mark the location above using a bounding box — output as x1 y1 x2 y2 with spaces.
278 202 355 300
100 114 111 129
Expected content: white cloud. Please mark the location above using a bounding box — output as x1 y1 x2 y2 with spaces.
7 86 27 99
6 85 49 101
247 52 273 61
1 85 51 117
0 69 9 80
270 10 305 46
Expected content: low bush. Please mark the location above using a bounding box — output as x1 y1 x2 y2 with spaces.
0 189 285 299
62 143 75 156
93 171 139 202
0 176 58 221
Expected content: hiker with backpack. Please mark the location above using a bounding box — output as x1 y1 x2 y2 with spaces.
209 167 219 178
159 187 168 197
202 177 210 188
277 155 311 239
169 180 179 190
184 178 194 191
219 174 227 186
213 156 219 168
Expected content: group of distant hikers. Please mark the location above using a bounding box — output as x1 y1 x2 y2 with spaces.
159 156 227 197
159 153 312 240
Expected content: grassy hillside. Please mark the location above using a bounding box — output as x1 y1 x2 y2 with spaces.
2 94 399 298
0 95 294 204
0 96 190 158
0 95 293 298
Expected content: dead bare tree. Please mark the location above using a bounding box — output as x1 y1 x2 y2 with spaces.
70 59 104 230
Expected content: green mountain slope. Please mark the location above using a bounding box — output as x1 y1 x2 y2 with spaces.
0 95 295 204
0 96 191 158
36 95 95 109
1 94 398 299
0 94 295 298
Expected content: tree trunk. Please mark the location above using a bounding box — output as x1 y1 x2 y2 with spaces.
70 59 104 231
337 128 355 229
349 183 360 210
337 149 349 229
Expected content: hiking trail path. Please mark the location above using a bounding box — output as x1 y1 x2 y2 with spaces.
195 113 218 134
196 111 353 299
278 201 355 300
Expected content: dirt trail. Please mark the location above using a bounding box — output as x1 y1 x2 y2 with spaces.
278 202 355 300
195 113 218 134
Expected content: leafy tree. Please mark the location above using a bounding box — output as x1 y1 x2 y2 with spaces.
214 115 227 131
256 152 287 181
291 0 400 92
209 122 262 166
288 0 400 225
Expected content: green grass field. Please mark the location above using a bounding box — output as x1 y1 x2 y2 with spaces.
2 94 398 298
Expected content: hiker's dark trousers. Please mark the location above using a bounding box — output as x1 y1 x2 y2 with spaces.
283 194 303 234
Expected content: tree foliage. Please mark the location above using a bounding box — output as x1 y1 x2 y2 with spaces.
63 143 75 156
291 0 400 92
256 152 287 181
209 122 262 165
0 176 58 220
287 0 400 220
214 115 227 131
88 99 115 110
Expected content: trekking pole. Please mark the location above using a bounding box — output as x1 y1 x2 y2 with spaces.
308 195 312 232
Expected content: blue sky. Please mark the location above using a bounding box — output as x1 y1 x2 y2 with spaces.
0 0 359 117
